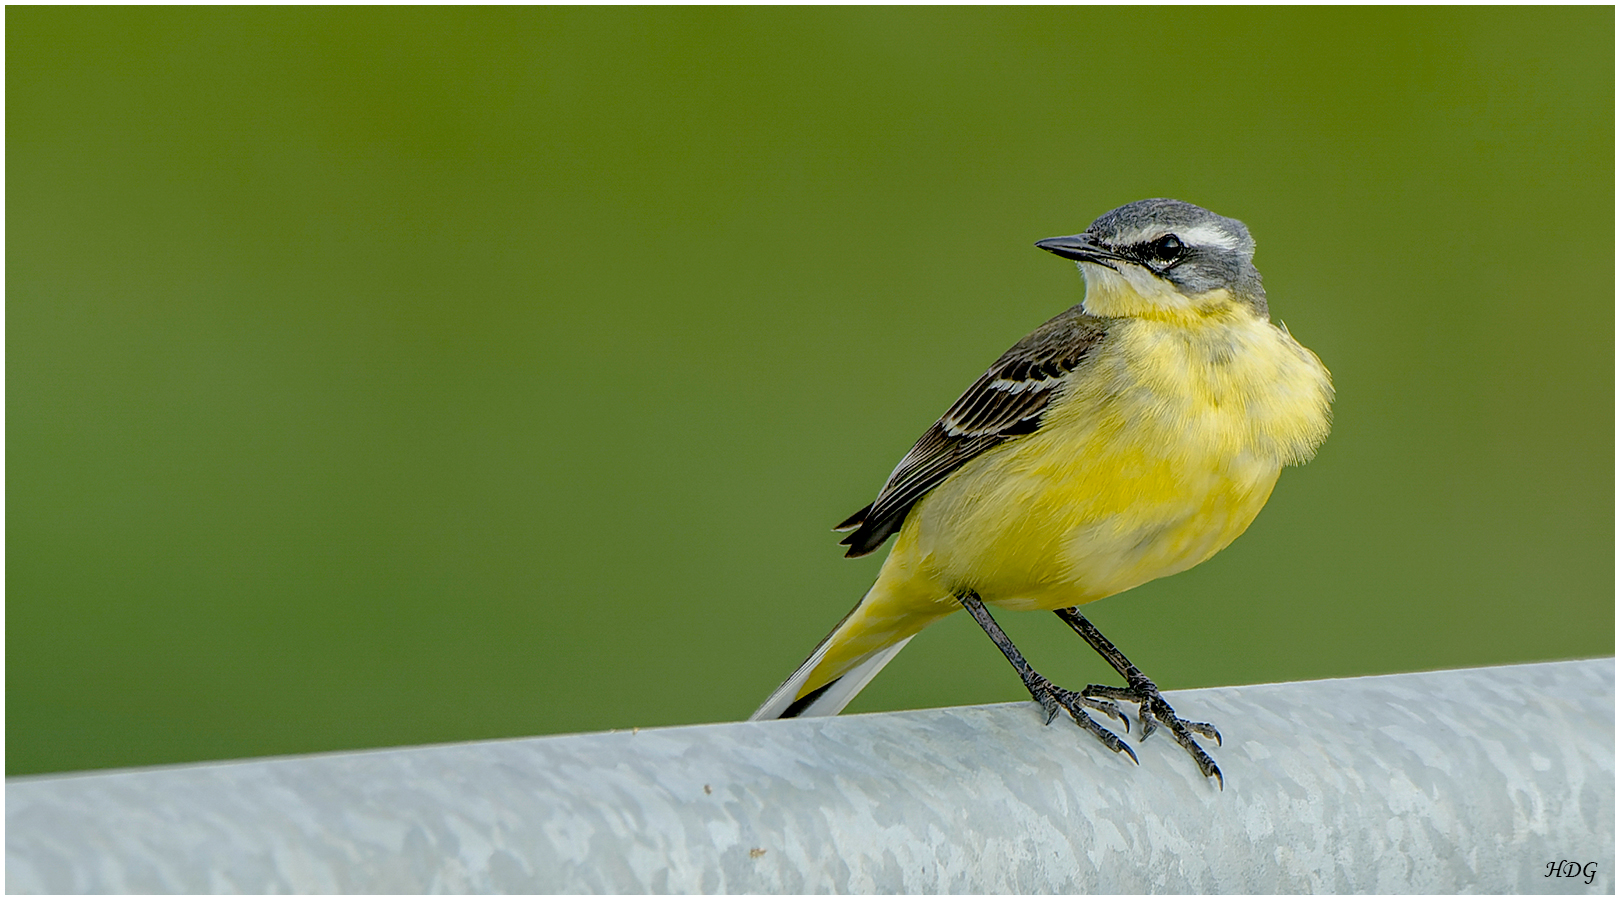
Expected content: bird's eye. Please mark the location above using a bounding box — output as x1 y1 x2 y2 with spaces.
1149 234 1184 262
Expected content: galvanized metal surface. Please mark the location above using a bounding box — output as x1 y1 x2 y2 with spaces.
7 659 1614 893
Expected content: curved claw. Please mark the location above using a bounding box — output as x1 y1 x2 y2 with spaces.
1024 676 1135 765
1069 701 1138 764
1079 693 1130 731
1137 705 1158 741
1035 691 1061 726
1091 731 1139 765
1083 680 1223 787
1185 720 1221 745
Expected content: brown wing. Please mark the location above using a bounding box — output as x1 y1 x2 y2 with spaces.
836 305 1108 557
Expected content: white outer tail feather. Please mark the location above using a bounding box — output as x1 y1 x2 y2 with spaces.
749 633 915 720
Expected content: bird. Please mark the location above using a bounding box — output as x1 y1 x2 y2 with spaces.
749 198 1333 787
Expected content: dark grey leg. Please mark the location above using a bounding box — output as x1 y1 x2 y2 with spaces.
1054 606 1224 788
957 592 1137 765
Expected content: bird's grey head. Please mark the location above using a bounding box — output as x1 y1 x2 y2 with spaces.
1036 199 1268 319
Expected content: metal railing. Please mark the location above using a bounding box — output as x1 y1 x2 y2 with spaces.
7 658 1613 893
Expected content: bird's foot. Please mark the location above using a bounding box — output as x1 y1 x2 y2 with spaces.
1083 676 1223 789
1024 673 1138 765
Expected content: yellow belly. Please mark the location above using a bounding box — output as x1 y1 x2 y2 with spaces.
880 311 1330 614
803 309 1332 689
901 430 1282 611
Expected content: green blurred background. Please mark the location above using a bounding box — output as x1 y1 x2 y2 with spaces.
8 8 1613 776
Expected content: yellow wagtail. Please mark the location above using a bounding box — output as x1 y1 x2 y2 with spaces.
751 199 1333 786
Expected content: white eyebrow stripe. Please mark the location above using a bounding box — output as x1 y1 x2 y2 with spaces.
1105 222 1244 252
1108 226 1160 247
1176 223 1243 250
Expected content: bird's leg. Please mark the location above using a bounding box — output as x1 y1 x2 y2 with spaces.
1054 607 1224 789
957 592 1136 764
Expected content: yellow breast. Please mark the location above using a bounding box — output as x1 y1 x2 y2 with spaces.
896 309 1333 612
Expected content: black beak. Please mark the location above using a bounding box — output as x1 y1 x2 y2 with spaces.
1034 233 1121 266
